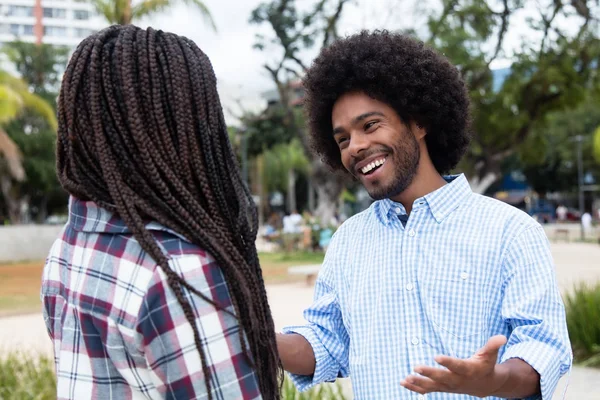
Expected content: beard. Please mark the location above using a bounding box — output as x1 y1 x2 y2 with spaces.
364 133 420 200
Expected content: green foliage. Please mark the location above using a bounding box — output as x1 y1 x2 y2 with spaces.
90 0 216 29
517 100 600 194
243 106 299 158
281 376 347 399
594 126 600 165
263 138 310 194
0 353 56 400
423 0 600 188
0 352 347 400
2 41 69 98
565 283 600 367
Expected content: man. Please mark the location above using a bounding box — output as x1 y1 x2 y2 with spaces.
277 31 571 399
42 25 281 399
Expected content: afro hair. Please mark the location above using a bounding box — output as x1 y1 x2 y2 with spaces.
303 30 472 174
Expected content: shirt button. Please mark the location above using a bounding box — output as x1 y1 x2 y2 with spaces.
411 337 420 345
460 272 469 280
408 229 416 237
418 395 426 400
406 283 414 291
395 207 402 214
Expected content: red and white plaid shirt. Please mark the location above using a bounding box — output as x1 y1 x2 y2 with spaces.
41 196 261 400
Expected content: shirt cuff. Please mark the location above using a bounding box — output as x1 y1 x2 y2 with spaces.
501 340 571 400
282 325 340 392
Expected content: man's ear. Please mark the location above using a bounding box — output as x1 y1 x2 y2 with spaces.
411 121 427 141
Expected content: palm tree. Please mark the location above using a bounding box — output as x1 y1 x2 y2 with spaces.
0 70 57 223
263 138 310 213
90 0 216 30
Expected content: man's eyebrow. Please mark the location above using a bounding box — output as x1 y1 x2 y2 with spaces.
353 111 385 124
333 111 385 135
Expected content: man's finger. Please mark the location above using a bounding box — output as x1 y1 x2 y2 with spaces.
434 356 472 375
476 335 507 357
414 365 459 388
401 375 449 394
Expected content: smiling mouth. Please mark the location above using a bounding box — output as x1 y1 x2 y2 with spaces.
359 157 387 176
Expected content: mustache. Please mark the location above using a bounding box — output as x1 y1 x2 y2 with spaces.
349 146 393 175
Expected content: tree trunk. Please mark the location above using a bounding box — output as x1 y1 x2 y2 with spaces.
36 195 48 223
0 175 21 224
312 161 345 226
287 168 297 212
123 0 132 24
468 171 500 194
308 177 315 213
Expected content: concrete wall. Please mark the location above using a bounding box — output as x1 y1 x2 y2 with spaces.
0 225 63 263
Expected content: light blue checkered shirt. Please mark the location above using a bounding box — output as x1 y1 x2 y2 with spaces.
284 174 572 400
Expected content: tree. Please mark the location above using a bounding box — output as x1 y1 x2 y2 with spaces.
515 100 600 196
263 138 310 212
250 0 352 224
421 0 600 193
90 0 216 29
2 41 69 100
0 70 57 223
2 41 68 223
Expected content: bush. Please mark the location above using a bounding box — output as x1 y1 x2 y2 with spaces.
565 283 600 367
0 352 56 400
282 376 348 399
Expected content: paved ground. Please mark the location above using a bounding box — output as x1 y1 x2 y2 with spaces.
2 242 599 398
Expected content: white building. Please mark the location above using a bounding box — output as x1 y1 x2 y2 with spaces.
0 0 106 49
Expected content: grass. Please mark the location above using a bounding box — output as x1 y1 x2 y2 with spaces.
565 283 600 367
0 251 325 316
0 352 56 400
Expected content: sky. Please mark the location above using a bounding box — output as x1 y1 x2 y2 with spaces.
138 0 554 124
139 0 436 122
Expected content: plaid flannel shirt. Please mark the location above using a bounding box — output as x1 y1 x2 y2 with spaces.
41 196 261 400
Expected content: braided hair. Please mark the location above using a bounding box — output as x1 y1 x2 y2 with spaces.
56 25 282 399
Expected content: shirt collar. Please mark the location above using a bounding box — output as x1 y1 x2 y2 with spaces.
67 196 188 240
375 174 472 225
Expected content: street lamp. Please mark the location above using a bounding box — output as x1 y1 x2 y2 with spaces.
573 135 585 240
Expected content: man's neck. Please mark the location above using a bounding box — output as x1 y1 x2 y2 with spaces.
389 165 447 215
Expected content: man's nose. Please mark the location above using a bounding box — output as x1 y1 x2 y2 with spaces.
348 132 369 159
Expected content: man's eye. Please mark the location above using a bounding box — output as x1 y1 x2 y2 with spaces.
336 137 349 148
365 121 378 130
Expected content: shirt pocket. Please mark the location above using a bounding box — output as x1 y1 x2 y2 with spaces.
421 271 491 339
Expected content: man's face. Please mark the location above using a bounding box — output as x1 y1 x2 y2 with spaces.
332 91 420 200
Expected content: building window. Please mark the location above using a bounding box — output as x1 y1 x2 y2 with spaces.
43 8 67 19
44 26 67 37
73 10 89 20
9 24 34 36
8 5 34 17
74 28 95 38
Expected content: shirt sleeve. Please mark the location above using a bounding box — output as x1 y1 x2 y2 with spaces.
283 232 350 391
500 224 573 400
136 254 261 400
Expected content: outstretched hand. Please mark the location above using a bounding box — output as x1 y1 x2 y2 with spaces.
401 335 508 398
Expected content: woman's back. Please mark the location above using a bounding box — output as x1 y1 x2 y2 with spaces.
43 197 261 399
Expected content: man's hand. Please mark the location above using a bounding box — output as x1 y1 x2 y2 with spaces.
400 335 509 398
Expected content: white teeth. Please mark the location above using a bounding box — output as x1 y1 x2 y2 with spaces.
361 158 386 174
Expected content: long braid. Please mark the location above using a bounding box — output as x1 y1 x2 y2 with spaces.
57 25 282 399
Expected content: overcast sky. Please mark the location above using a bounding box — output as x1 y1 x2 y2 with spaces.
138 0 543 124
